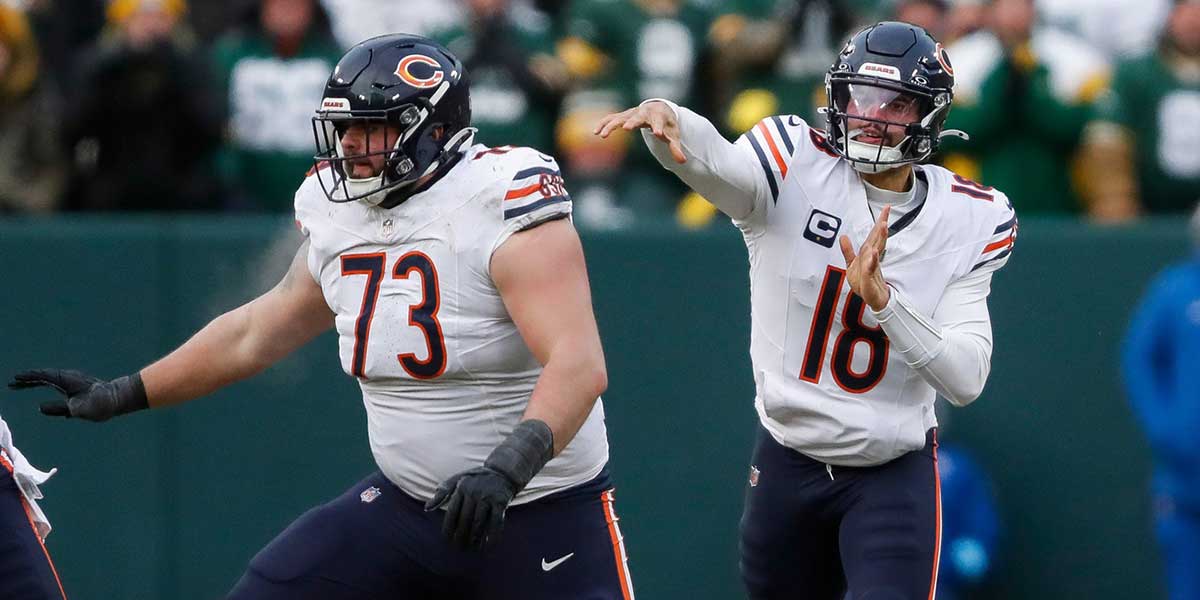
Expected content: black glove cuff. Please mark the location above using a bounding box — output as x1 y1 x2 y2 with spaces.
483 419 555 495
111 372 150 415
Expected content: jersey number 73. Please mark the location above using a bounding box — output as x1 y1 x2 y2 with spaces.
340 251 447 380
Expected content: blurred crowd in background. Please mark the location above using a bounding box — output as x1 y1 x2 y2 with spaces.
0 0 1197 229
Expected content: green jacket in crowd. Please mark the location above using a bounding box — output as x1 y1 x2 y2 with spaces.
212 30 343 211
1094 51 1200 213
941 29 1108 214
433 7 560 153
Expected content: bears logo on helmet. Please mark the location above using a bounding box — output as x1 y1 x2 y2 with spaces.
395 54 445 89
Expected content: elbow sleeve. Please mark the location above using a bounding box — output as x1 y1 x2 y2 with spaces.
873 286 993 407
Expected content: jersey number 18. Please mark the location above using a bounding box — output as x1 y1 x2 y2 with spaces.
798 265 889 393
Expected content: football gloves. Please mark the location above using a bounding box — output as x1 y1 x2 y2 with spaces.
9 369 148 422
426 419 554 550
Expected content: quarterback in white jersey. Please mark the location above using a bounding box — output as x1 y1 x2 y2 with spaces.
12 35 634 600
599 21 1014 600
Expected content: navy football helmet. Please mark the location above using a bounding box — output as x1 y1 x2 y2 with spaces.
823 22 966 173
312 34 473 208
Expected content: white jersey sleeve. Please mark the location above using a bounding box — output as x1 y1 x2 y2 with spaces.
489 148 573 256
640 99 805 224
870 184 1017 407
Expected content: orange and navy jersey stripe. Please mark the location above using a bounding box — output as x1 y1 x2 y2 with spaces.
927 430 942 600
601 489 635 600
738 115 804 204
503 164 570 221
972 211 1018 272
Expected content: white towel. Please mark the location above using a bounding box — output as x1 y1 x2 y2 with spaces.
0 416 56 540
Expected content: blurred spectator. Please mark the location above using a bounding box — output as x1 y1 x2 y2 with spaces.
710 0 854 132
941 0 1109 214
945 0 988 42
559 0 716 110
1037 0 1171 59
432 0 566 153
673 0 855 229
62 0 222 211
319 0 462 48
212 0 341 211
559 0 733 222
935 443 1002 600
0 3 63 213
893 0 950 41
1081 0 1200 222
16 0 106 94
1121 202 1200 600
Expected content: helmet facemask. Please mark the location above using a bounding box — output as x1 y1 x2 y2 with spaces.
311 104 425 206
825 77 953 174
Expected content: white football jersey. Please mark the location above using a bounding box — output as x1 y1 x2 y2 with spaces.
733 115 1016 466
294 144 609 504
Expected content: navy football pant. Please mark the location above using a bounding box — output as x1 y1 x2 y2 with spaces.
0 450 66 600
227 468 634 600
740 426 940 600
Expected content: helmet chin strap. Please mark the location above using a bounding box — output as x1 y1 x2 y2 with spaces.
844 128 909 174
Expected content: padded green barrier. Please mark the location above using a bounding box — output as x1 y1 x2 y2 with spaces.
0 215 1185 599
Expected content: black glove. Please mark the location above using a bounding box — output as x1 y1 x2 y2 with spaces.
9 369 148 422
425 419 555 550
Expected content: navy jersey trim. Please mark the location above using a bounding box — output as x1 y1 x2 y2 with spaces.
770 116 795 155
504 195 569 220
971 248 1012 272
887 170 929 235
513 166 559 180
745 134 780 201
993 214 1017 235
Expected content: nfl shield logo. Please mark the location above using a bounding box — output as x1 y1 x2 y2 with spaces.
360 486 382 503
749 465 760 487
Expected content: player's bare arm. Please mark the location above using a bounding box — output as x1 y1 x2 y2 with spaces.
839 206 892 311
424 218 608 550
491 217 608 454
9 242 334 419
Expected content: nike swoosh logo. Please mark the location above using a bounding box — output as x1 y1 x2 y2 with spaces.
541 552 575 572
788 115 802 126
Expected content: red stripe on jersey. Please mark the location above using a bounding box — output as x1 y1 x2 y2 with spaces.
505 183 542 201
982 235 1014 254
756 121 788 179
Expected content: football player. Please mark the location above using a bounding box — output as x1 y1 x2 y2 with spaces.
0 414 64 600
10 35 633 600
597 21 1016 599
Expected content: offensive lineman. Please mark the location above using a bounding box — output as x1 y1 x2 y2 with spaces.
9 35 635 600
597 21 1016 599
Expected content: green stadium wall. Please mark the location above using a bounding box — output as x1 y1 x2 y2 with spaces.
0 215 1183 599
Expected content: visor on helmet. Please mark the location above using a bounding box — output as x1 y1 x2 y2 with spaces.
828 79 935 172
